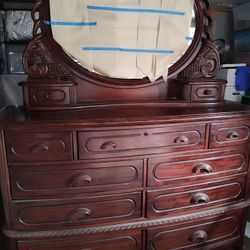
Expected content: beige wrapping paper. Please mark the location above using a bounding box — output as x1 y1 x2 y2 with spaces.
48 0 194 82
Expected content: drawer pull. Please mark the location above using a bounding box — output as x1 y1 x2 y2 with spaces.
100 141 117 150
190 230 208 242
174 136 189 144
227 131 240 140
203 89 212 95
68 208 92 221
68 174 92 187
31 143 49 154
192 163 213 174
190 193 210 205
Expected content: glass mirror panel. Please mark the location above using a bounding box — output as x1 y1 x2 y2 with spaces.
47 0 196 82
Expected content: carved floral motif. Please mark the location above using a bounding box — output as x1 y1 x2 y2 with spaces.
177 40 220 80
23 0 73 80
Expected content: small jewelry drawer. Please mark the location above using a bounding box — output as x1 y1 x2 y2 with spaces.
210 121 250 148
191 85 221 101
147 176 245 218
29 87 71 106
147 210 242 250
12 192 142 230
18 231 141 250
78 124 206 159
20 81 77 110
10 160 143 199
174 79 226 102
148 148 248 187
5 132 73 163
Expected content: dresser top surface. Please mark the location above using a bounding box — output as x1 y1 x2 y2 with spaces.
1 102 250 126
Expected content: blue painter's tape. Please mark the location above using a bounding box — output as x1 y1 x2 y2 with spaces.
87 5 185 16
82 47 175 54
185 36 193 41
43 20 97 26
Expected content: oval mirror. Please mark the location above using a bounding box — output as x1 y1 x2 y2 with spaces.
46 0 196 82
39 0 205 87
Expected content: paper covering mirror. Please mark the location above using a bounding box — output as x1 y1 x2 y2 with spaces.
46 0 196 82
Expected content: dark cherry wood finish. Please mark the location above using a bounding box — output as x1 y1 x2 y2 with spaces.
1 104 250 250
147 210 243 250
10 160 143 199
174 79 227 102
78 124 206 159
5 131 73 163
12 192 142 230
0 0 250 249
18 230 142 250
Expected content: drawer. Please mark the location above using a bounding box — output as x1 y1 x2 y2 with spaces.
20 81 77 110
210 121 250 148
12 192 142 230
147 177 245 218
78 124 206 159
5 132 73 163
10 160 143 199
18 231 141 250
148 148 249 187
191 84 221 101
29 86 71 106
147 210 242 250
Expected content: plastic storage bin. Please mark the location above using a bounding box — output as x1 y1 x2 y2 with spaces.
4 11 33 41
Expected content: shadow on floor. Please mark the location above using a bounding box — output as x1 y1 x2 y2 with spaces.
244 236 250 250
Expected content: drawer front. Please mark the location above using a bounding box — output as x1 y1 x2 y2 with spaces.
18 232 141 250
10 160 143 199
147 211 241 250
6 132 73 163
148 148 248 187
12 192 142 230
191 85 221 101
210 121 250 148
29 87 71 106
147 177 245 217
78 124 205 159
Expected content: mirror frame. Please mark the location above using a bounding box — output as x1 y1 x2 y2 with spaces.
23 0 215 89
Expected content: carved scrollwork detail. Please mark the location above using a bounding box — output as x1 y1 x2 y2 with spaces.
177 40 220 80
23 0 74 80
177 1 220 80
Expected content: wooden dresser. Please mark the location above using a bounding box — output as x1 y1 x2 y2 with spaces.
1 103 250 250
1 0 250 249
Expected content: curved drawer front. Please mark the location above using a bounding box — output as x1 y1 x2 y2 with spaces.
78 124 205 159
147 177 245 217
210 121 250 148
18 232 141 250
12 192 141 230
10 160 143 199
148 149 248 187
147 212 241 250
29 87 70 106
5 132 73 163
